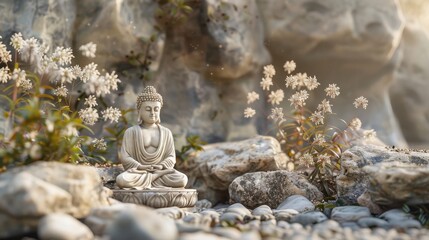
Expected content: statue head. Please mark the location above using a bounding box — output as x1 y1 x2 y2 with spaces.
137 86 163 125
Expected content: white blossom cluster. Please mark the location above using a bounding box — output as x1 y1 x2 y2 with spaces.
0 32 123 127
92 138 107 151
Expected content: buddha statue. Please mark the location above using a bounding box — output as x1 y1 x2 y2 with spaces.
116 86 188 190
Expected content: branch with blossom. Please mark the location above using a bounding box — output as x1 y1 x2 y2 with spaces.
243 60 374 196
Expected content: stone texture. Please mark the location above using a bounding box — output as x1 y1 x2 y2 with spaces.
257 0 406 146
229 170 322 209
331 206 371 222
153 0 270 145
0 0 75 48
365 162 429 206
177 136 288 204
336 144 429 205
105 204 178 240
290 211 328 226
38 213 93 240
0 162 109 239
277 195 315 213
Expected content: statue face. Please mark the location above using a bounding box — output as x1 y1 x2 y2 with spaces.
139 101 161 124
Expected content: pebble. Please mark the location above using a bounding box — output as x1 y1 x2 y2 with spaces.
290 211 328 226
357 217 389 228
331 206 371 222
277 195 315 213
38 213 93 240
379 209 415 222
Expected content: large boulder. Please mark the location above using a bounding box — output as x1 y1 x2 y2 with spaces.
0 0 75 48
336 144 429 206
229 171 323 209
177 136 288 204
0 162 110 238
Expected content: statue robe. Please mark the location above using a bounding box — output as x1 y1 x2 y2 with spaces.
116 125 188 189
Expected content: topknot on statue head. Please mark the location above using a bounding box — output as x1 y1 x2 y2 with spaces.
137 86 163 110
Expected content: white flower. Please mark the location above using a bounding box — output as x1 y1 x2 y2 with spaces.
363 129 376 139
304 76 320 90
101 107 121 123
0 67 10 83
325 84 340 99
20 37 42 66
79 107 99 126
317 153 331 165
268 107 284 121
313 134 326 145
268 89 284 105
247 91 260 104
353 96 368 109
0 41 11 64
52 46 74 66
299 153 314 167
61 124 79 137
40 55 58 76
260 76 273 91
317 99 332 114
59 67 76 84
244 107 256 118
84 75 110 97
283 60 296 74
79 42 97 58
12 68 31 90
310 111 324 125
80 63 99 83
349 118 362 130
105 71 121 91
84 95 97 107
54 84 68 97
10 32 24 51
288 90 309 109
263 64 276 78
295 73 307 89
92 138 107 151
285 75 297 89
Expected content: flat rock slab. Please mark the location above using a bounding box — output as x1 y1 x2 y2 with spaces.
112 189 198 208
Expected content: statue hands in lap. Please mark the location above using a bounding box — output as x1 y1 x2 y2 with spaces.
116 86 188 190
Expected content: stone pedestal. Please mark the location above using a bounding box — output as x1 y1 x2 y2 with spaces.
112 189 198 208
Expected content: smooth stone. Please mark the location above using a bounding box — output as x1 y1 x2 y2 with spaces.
379 209 415 222
155 207 186 220
241 231 262 240
277 195 315 213
273 209 299 222
357 217 389 228
104 205 178 240
176 222 210 234
183 213 213 228
290 211 328 226
195 199 213 209
357 191 383 215
252 205 275 221
212 227 242 239
260 222 283 239
219 212 244 223
277 221 291 229
179 232 230 240
226 203 252 216
38 213 93 240
331 206 371 222
200 210 220 226
389 219 422 229
340 221 361 231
